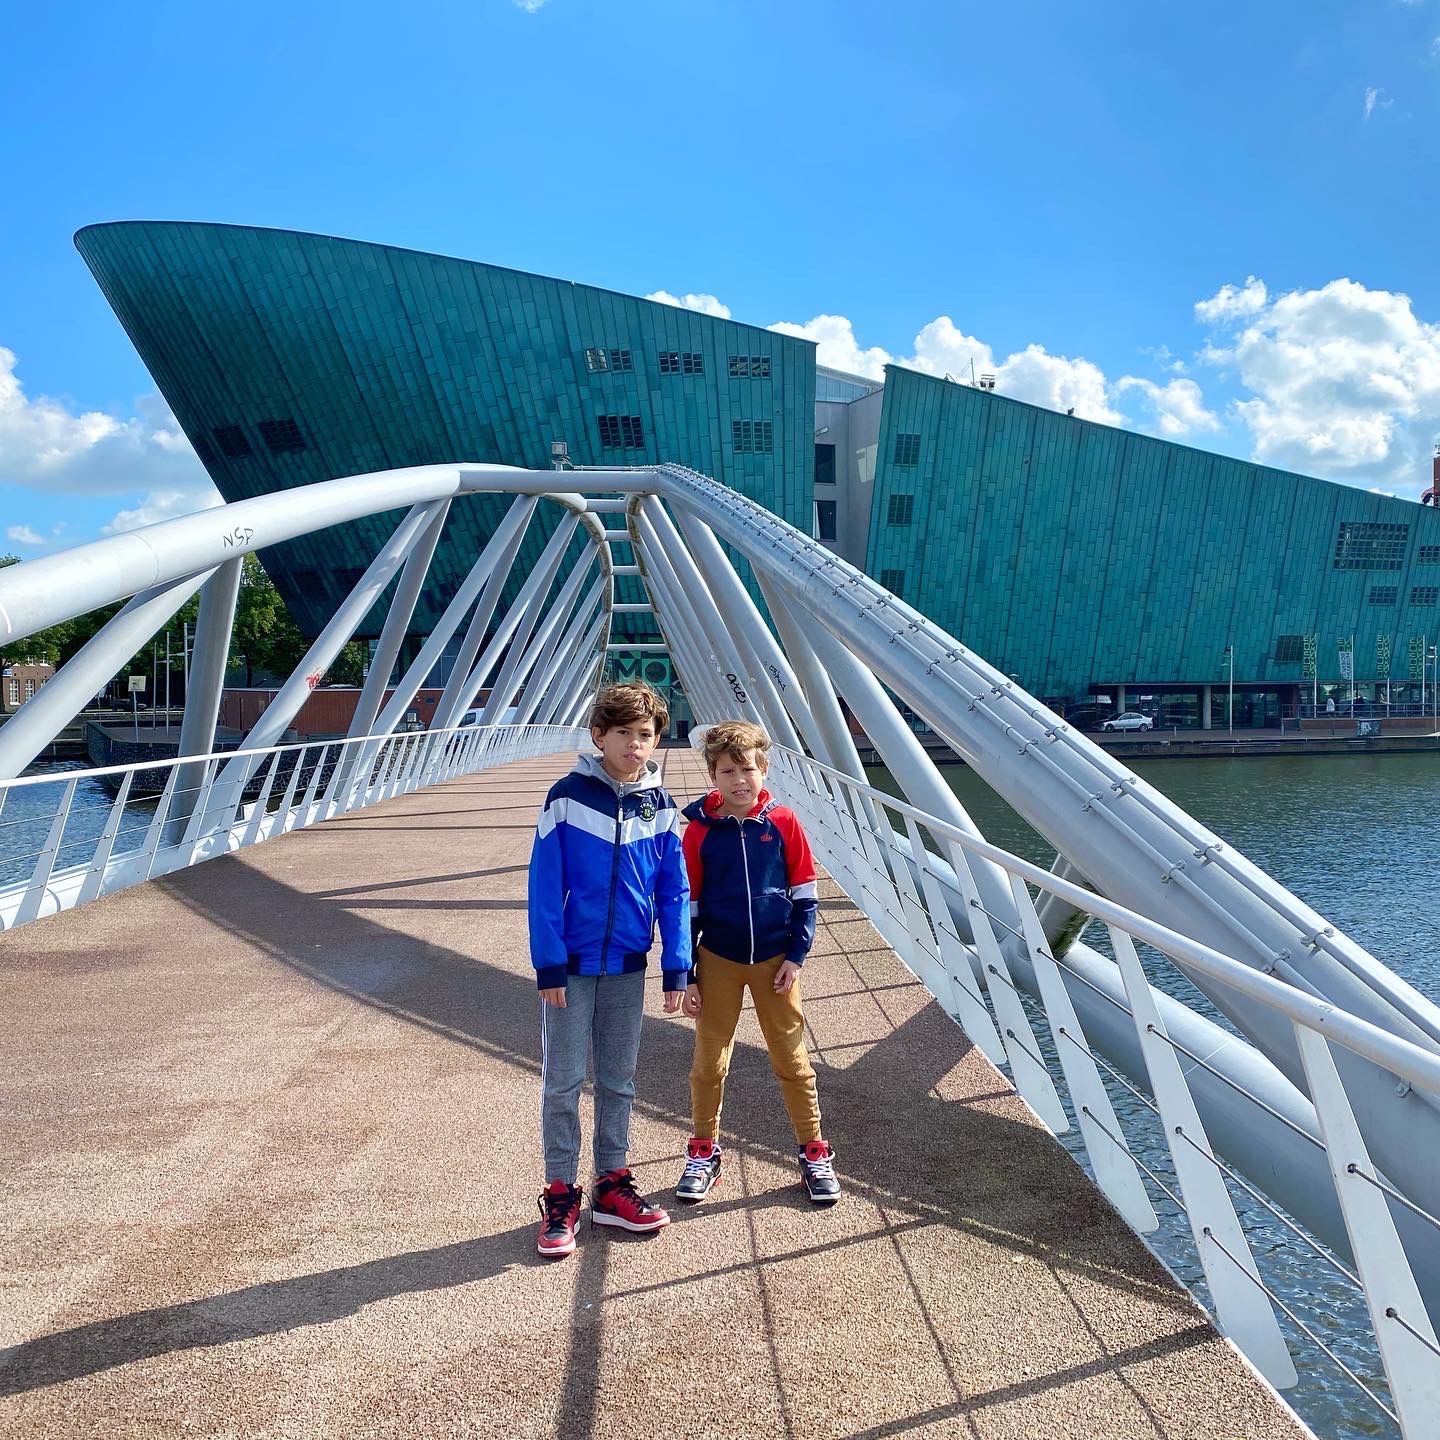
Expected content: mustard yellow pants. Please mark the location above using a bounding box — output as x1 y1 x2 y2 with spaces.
690 946 821 1144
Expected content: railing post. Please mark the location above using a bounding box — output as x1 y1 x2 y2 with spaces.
76 771 135 905
14 777 78 927
1111 926 1296 1389
1295 1023 1440 1433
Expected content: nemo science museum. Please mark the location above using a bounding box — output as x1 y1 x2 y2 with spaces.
76 221 1440 730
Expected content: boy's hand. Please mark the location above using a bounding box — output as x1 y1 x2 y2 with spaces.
663 989 683 1015
774 961 801 994
682 988 702 1018
540 986 567 1008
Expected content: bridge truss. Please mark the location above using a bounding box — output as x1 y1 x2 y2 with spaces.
2 462 1439 1435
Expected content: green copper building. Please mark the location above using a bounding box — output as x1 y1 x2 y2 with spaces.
77 221 1440 727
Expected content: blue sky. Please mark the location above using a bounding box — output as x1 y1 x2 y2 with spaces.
4 0 1440 552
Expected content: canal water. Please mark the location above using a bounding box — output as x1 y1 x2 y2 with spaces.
4 753 1437 1437
875 751 1440 1440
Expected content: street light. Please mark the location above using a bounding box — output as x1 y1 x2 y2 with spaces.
1223 644 1234 737
1431 647 1438 731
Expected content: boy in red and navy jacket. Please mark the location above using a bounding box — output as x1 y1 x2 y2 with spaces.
676 720 840 1205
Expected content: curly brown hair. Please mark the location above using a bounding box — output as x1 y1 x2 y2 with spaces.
701 719 771 774
589 681 670 737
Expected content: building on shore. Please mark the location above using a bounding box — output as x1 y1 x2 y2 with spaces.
76 221 1440 729
2 663 55 714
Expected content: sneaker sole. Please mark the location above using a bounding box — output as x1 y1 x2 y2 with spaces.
537 1237 577 1257
591 1210 671 1233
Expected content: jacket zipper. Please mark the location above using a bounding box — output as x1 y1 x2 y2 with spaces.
737 817 755 962
600 788 623 974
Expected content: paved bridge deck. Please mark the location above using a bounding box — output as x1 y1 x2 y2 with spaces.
1 748 1305 1440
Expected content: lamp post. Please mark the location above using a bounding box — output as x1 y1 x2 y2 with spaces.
1431 647 1438 732
1224 644 1234 736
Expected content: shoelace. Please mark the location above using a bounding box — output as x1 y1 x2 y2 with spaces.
542 1187 579 1226
603 1173 648 1210
682 1152 716 1180
802 1151 835 1180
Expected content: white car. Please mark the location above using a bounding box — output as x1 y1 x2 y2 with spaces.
1101 711 1153 732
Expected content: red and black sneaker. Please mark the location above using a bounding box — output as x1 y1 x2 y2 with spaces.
799 1140 841 1204
537 1180 584 1258
591 1168 671 1233
676 1137 723 1203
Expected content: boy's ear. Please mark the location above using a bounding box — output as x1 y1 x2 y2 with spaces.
590 725 607 746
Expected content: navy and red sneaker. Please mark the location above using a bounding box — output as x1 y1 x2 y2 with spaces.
591 1168 671 1233
675 1137 723 1203
799 1140 841 1204
537 1180 584 1258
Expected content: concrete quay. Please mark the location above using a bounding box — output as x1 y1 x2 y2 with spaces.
0 747 1307 1440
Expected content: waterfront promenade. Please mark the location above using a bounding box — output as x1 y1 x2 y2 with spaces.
0 748 1306 1440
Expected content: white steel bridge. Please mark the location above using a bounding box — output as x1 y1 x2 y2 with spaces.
2 462 1439 1439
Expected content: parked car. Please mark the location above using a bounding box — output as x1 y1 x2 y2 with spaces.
1101 711 1153 732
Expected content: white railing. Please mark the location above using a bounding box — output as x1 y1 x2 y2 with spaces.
0 722 586 931
763 743 1440 1439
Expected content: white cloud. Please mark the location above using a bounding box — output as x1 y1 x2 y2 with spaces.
1114 377 1221 438
514 0 548 12
1195 276 1268 323
0 344 214 502
1197 276 1440 492
645 290 732 319
769 314 895 380
1363 86 1392 121
5 524 45 546
103 486 223 535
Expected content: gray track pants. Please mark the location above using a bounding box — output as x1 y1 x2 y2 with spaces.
540 971 646 1184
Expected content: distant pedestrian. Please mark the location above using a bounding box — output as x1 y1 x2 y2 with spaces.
1326 696 1336 715
675 720 840 1207
528 681 691 1259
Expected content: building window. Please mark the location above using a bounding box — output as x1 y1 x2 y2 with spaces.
599 414 645 449
585 348 609 372
893 433 922 467
814 500 837 541
212 425 252 459
6 679 18 705
732 419 774 453
1273 635 1304 664
682 351 704 375
1332 520 1408 570
658 351 679 374
728 355 771 378
24 679 36 700
1412 586 1440 606
1418 544 1440 564
609 349 633 373
814 442 836 487
880 568 907 593
1369 586 1398 606
887 494 915 526
258 418 306 454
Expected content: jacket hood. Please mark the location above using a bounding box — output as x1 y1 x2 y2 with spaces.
682 788 776 824
573 751 665 797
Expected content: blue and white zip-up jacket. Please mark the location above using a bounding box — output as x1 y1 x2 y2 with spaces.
682 789 818 972
527 753 691 993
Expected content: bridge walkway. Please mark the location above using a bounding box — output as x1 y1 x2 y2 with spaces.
0 747 1305 1439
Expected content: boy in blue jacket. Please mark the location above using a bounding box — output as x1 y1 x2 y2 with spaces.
528 681 690 1258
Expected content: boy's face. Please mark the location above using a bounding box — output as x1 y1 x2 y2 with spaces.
711 747 767 815
592 717 659 783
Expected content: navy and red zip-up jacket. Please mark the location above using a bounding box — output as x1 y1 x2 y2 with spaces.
681 788 818 973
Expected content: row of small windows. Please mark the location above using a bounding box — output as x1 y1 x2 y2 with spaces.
586 347 773 379
732 420 774 453
887 494 914 526
6 678 38 703
1369 585 1440 606
1274 635 1304 664
197 419 308 464
880 568 907 593
1420 544 1440 564
1333 521 1408 570
598 414 646 449
729 355 771 378
893 433 922 467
